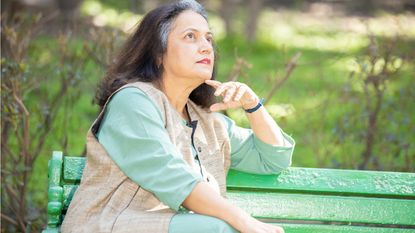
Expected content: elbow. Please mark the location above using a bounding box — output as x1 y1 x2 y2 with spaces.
265 161 291 175
262 149 293 174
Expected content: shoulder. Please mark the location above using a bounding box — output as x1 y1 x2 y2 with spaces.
109 87 151 108
107 87 163 121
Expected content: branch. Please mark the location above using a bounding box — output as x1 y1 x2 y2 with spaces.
3 184 26 230
84 43 108 69
264 52 301 105
1 213 18 226
226 56 252 82
11 82 31 168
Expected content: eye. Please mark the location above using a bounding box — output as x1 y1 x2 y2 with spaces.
185 32 195 40
206 36 213 43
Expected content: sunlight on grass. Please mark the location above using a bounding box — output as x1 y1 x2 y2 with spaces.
258 10 367 52
80 0 226 36
81 0 142 33
38 50 52 65
266 103 296 118
367 13 415 38
208 14 226 40
257 9 415 53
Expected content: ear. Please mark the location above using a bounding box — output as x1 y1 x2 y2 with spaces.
157 56 163 69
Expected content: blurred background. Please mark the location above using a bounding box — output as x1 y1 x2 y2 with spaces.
1 0 414 232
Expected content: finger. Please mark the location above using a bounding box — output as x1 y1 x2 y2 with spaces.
210 101 240 111
274 226 285 233
209 103 228 111
223 85 237 102
214 82 235 96
234 85 247 102
214 85 228 96
204 79 222 88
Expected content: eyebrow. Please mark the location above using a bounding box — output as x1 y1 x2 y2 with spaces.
182 28 213 36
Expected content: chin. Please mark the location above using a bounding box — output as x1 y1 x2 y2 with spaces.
199 75 212 84
194 71 212 81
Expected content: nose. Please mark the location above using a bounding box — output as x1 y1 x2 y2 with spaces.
199 38 213 54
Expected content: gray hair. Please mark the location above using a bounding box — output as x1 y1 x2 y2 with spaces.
159 0 208 51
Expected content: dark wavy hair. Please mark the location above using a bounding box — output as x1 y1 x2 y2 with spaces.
95 0 217 109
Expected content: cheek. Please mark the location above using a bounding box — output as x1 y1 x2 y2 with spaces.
177 47 198 68
171 44 191 61
165 48 185 68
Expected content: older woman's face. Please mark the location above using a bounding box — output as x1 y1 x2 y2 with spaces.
162 10 214 84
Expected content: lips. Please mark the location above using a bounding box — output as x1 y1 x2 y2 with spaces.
196 58 211 65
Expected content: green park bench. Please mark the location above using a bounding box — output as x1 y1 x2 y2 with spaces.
43 151 415 233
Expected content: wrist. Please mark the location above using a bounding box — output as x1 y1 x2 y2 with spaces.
244 98 264 113
222 205 251 231
242 97 260 110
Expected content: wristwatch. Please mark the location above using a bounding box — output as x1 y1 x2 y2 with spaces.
244 98 264 113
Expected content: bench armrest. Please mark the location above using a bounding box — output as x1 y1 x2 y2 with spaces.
46 151 64 229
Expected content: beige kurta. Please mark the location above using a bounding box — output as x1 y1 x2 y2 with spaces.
61 82 231 233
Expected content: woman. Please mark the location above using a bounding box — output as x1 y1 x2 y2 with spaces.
61 0 294 233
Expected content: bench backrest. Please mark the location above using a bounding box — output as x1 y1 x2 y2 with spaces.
45 151 415 233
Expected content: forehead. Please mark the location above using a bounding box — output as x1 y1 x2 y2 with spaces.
171 10 210 33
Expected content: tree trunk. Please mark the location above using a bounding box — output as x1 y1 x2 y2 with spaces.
220 0 237 36
245 0 263 42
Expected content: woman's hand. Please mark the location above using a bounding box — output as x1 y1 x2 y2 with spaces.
205 80 260 112
205 79 285 146
183 182 285 233
238 217 285 233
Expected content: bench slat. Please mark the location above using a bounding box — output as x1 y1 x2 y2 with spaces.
275 223 414 233
63 185 79 209
63 157 86 182
227 168 415 198
227 191 415 226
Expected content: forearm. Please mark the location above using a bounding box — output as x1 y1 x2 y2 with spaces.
246 105 284 146
182 181 251 231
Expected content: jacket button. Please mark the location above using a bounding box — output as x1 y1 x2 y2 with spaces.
198 147 202 152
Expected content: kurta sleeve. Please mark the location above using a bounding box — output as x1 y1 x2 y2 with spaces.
97 87 202 211
217 113 295 175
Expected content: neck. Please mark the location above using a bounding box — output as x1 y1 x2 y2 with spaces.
160 75 198 120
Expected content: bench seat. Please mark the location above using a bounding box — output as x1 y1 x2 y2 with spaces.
43 151 415 232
